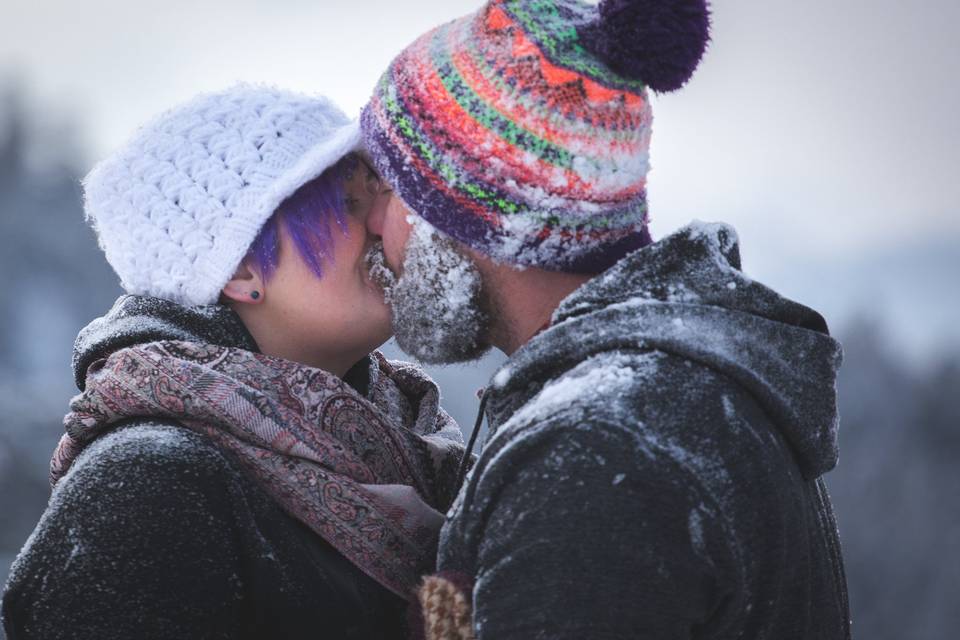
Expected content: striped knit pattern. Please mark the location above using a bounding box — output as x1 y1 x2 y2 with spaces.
362 0 655 273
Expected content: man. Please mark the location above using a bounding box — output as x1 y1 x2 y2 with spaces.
361 0 851 638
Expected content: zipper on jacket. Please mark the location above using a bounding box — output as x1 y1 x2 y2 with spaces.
454 390 489 493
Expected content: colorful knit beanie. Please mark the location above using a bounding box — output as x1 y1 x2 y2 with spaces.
362 0 711 273
84 84 361 306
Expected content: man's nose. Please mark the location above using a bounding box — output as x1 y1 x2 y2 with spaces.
366 194 388 237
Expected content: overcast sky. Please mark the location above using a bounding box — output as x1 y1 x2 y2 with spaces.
2 0 959 358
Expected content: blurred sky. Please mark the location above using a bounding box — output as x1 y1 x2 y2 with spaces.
2 0 959 362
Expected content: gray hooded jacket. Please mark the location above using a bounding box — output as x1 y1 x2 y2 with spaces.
437 222 850 639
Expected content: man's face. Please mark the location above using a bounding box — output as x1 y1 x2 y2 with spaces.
364 189 493 364
366 189 413 275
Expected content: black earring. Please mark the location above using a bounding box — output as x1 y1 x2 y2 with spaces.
250 291 260 300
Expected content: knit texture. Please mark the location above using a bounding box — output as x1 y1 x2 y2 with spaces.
84 84 361 305
417 573 476 640
361 0 709 273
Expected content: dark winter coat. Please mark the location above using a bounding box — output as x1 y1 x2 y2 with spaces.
2 296 408 640
437 222 851 639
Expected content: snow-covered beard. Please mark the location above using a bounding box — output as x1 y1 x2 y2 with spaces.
364 218 492 364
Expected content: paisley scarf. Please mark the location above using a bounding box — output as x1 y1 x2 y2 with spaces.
53 340 464 599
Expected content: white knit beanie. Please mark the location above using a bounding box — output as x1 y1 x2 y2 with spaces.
83 83 361 306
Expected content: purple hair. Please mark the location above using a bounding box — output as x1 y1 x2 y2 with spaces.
246 153 359 280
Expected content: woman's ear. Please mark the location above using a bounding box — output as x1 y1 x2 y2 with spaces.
221 261 266 305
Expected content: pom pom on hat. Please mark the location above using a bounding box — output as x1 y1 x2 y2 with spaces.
581 0 712 92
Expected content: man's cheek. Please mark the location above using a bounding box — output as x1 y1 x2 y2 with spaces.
382 234 403 273
386 218 412 272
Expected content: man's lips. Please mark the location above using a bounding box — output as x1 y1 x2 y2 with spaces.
363 241 398 293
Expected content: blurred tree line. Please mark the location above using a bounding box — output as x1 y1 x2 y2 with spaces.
0 85 120 553
0 84 957 639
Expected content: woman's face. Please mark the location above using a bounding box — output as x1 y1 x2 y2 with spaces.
252 159 392 375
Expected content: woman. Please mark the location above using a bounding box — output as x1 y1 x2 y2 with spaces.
1 85 464 639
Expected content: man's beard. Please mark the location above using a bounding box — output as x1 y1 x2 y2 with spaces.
364 218 492 364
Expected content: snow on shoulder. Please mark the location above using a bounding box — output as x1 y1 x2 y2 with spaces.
507 352 659 428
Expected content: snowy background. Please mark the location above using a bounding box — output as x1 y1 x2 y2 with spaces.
1 0 958 637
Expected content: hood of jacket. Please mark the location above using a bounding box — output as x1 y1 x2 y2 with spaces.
486 221 843 480
73 295 259 391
